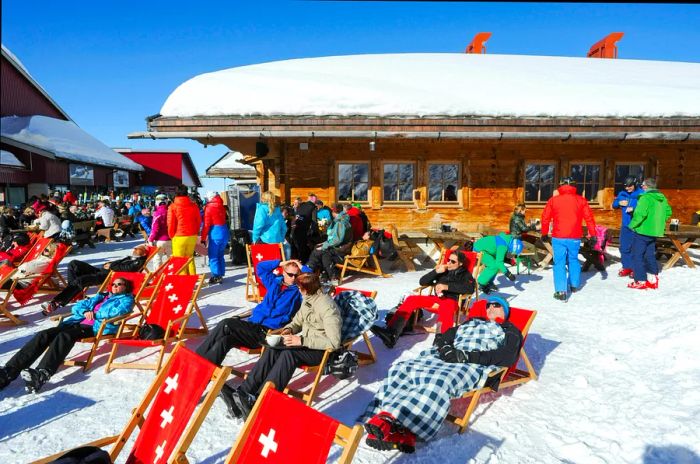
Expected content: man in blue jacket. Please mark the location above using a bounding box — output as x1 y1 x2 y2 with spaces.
612 177 644 277
195 259 307 365
0 277 135 393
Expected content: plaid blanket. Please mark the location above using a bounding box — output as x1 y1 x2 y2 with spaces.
334 290 378 341
361 319 505 440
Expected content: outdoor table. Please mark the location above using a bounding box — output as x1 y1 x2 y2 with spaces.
662 226 700 270
522 231 554 268
415 229 482 263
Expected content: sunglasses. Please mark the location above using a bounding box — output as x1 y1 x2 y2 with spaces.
486 302 502 308
285 272 300 278
448 259 459 264
112 282 126 287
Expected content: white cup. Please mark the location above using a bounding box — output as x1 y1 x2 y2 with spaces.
266 334 282 346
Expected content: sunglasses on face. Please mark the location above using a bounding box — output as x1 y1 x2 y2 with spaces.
448 259 459 264
285 272 299 278
486 302 502 308
112 282 126 287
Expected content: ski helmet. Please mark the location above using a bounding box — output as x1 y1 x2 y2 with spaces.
508 238 523 255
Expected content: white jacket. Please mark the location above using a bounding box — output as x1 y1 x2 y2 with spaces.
16 255 51 280
38 212 62 238
95 206 115 227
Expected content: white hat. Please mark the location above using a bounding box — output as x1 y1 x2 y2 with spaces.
206 191 219 201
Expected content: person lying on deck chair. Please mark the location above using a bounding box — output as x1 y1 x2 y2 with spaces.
218 272 341 420
0 277 135 393
370 251 475 348
39 244 149 316
196 259 308 366
2 242 58 290
361 295 522 454
0 232 32 267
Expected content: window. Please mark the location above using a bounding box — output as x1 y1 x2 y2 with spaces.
337 163 369 202
614 163 645 193
383 163 414 202
428 163 459 202
570 163 601 202
524 163 556 203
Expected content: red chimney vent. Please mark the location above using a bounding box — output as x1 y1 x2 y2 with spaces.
465 32 492 54
587 32 624 59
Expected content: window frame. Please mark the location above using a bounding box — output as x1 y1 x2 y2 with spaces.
335 161 371 204
426 161 461 204
569 161 603 204
523 161 557 205
381 161 416 204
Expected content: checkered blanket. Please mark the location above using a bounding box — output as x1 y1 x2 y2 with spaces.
334 290 378 341
361 319 505 440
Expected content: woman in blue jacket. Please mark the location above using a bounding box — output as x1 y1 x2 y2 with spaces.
0 278 135 393
252 192 287 245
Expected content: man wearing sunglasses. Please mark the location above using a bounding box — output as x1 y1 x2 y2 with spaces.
371 250 475 348
362 295 522 453
0 278 135 393
195 259 310 366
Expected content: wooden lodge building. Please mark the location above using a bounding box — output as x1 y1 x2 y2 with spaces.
131 53 700 232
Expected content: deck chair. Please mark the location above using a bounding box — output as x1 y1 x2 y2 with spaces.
445 301 538 433
284 288 378 406
226 382 362 464
15 236 52 267
388 224 418 272
335 241 391 283
32 344 230 464
105 274 207 373
0 264 20 325
60 271 149 371
245 243 285 302
137 255 193 312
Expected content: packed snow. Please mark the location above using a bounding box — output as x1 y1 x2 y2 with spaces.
1 236 699 463
0 115 144 172
160 53 700 119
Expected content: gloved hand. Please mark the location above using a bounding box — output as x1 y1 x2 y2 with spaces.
437 344 469 364
541 234 550 243
505 270 516 282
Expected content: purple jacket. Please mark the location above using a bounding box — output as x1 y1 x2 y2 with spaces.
148 205 170 242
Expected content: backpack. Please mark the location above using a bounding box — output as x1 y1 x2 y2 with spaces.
323 350 359 380
369 229 398 260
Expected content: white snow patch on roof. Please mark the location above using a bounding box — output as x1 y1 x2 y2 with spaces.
1 115 144 171
0 149 26 168
210 151 254 170
160 53 700 119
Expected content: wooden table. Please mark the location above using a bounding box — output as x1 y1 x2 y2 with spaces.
662 226 700 270
522 231 555 268
415 229 482 263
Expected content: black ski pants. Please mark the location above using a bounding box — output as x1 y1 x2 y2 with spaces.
239 346 325 396
53 260 109 306
195 318 267 366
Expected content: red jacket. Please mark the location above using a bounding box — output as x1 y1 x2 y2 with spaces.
0 243 31 265
201 195 227 240
541 185 597 239
167 196 202 238
346 207 365 241
63 192 78 205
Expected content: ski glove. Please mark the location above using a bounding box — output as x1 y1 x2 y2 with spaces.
437 344 469 364
505 270 516 282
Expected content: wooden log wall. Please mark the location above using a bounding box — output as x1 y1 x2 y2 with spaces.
229 138 700 233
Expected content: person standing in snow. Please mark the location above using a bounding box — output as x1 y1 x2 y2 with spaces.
167 185 201 275
612 177 644 278
251 191 287 246
627 178 672 290
148 199 171 270
201 192 230 285
540 177 597 301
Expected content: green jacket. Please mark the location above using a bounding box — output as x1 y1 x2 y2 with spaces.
284 292 342 351
473 232 512 274
628 190 672 238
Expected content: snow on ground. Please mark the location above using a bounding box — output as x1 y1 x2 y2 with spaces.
1 236 699 463
160 53 700 119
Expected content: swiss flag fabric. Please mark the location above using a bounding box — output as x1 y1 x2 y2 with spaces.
236 388 338 464
126 347 216 464
146 274 199 333
162 256 191 276
22 237 51 263
109 271 146 294
249 244 283 299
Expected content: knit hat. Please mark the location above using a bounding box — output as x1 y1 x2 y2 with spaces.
486 295 510 320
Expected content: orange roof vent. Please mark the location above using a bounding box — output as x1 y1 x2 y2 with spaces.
465 32 492 54
587 32 624 59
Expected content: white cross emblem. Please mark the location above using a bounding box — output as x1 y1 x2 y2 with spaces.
258 428 278 458
165 283 174 291
255 253 264 261
167 264 174 271
160 406 175 429
172 304 183 314
164 373 179 394
36 244 42 251
168 294 178 303
272 269 280 275
154 439 167 463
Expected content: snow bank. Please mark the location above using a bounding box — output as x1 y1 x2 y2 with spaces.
1 238 699 463
0 115 144 172
160 53 700 118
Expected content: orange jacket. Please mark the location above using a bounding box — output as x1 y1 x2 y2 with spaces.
541 185 597 239
201 195 227 240
167 196 201 238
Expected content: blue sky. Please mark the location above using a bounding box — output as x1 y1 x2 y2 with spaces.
3 1 699 194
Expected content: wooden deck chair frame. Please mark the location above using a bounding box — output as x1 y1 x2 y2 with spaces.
32 343 231 464
105 274 207 373
226 382 363 464
33 245 72 295
284 288 378 406
245 243 285 302
336 251 391 284
388 224 418 272
0 265 21 326
58 271 151 371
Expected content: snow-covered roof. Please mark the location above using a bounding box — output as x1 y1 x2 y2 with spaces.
0 115 144 171
0 149 26 168
160 53 700 119
206 151 256 179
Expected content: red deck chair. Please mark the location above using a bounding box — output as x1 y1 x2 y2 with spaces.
137 255 192 312
245 243 285 302
32 344 230 464
445 300 538 434
58 271 150 371
0 264 19 325
105 274 207 373
0 243 71 326
15 236 52 267
225 382 362 464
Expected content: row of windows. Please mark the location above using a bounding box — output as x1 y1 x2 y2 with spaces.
337 162 646 205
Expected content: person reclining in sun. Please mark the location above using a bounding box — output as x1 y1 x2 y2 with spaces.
360 295 522 454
